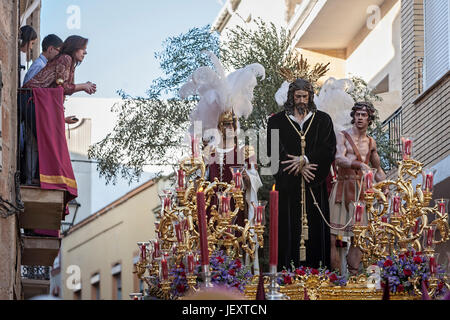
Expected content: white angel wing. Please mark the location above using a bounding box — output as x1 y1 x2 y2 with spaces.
315 77 355 132
275 81 290 107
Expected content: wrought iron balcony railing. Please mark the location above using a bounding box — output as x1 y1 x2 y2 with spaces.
21 265 51 281
381 106 402 170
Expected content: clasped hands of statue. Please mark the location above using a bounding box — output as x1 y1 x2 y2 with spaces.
282 154 317 183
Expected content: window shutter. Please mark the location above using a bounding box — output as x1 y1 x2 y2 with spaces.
424 0 450 90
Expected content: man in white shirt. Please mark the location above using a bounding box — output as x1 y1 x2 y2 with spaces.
23 34 63 85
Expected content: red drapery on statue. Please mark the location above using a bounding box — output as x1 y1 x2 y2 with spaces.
32 87 78 237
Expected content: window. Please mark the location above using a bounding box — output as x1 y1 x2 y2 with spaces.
423 0 450 90
111 263 122 300
91 273 100 300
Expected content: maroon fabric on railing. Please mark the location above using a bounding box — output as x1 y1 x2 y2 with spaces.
32 87 78 237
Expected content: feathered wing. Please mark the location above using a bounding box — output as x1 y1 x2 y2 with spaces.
275 81 290 107
227 63 265 119
314 77 355 132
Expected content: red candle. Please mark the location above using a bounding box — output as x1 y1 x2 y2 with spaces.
364 170 374 193
191 136 199 158
140 244 146 261
438 202 446 214
196 188 209 266
161 257 169 280
174 222 184 243
429 257 437 274
427 228 434 247
164 197 171 210
381 216 388 223
256 206 264 225
153 240 160 259
177 169 185 189
269 185 279 267
403 139 412 159
234 172 242 189
413 220 420 234
221 196 230 216
187 253 195 274
425 173 433 192
393 195 401 215
355 203 364 224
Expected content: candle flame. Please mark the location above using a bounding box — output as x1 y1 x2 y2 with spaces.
198 187 204 192
272 184 276 191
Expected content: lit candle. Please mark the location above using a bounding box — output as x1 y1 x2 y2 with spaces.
256 206 264 225
393 195 401 215
364 170 374 193
429 256 437 274
161 257 169 280
269 185 279 268
174 222 184 243
177 169 185 189
403 138 412 160
354 203 364 224
425 172 433 192
196 188 209 266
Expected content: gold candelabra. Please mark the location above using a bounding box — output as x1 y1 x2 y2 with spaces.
353 157 450 297
134 150 265 299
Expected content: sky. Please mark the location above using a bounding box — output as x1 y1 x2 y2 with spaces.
40 0 223 98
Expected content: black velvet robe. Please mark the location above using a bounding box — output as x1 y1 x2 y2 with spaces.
267 110 336 269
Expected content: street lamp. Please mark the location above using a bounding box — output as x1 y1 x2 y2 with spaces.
61 199 81 236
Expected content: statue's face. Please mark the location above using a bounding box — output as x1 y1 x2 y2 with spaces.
293 89 309 109
354 108 370 129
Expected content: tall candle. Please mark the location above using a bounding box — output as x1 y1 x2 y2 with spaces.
191 136 199 158
425 173 433 192
269 185 279 267
187 253 195 274
196 188 209 266
161 257 169 280
221 196 230 216
164 197 171 210
413 220 420 234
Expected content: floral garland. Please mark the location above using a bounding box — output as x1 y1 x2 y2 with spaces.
277 265 347 286
377 250 447 297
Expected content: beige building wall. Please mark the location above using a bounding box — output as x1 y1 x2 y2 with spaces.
61 179 160 300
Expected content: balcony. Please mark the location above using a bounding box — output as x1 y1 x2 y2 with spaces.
381 106 402 172
21 266 51 300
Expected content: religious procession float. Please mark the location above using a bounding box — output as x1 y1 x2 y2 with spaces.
130 53 449 300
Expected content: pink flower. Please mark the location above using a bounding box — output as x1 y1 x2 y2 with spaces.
397 284 404 292
403 269 412 276
284 275 292 285
311 268 319 275
413 256 422 264
228 269 236 276
329 273 338 282
295 268 306 276
234 259 242 269
216 256 224 263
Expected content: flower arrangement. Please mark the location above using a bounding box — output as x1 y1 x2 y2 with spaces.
153 250 253 299
276 264 347 287
377 250 448 297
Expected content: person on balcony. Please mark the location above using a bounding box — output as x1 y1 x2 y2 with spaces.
329 101 386 275
19 25 37 86
23 35 97 96
23 34 63 84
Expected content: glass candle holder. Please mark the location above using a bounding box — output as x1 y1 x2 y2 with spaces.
401 135 415 160
352 201 366 226
436 198 449 215
423 225 436 251
158 189 174 217
422 169 435 193
251 200 267 226
230 166 244 191
429 253 440 275
362 168 376 193
217 192 231 218
391 192 402 217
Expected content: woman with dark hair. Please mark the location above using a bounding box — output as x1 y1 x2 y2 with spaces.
23 35 96 96
19 25 38 85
